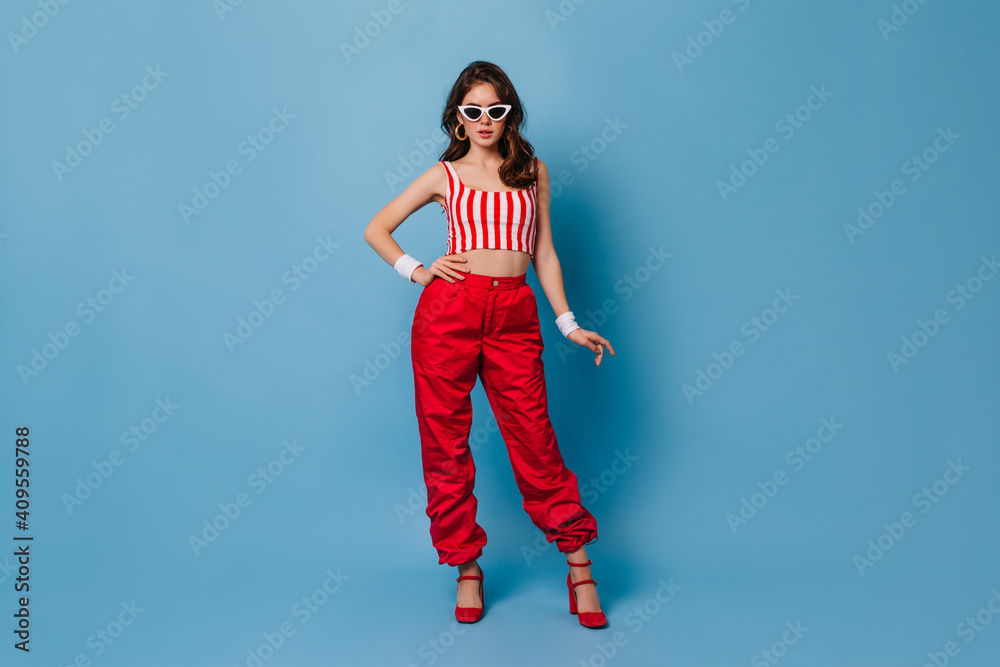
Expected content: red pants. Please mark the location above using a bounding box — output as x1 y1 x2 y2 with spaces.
410 271 598 566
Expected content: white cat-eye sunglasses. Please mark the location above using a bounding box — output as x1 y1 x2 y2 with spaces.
457 104 512 122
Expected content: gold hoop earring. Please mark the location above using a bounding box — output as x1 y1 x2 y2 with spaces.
455 123 468 141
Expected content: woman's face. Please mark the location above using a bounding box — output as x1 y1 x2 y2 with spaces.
457 82 506 146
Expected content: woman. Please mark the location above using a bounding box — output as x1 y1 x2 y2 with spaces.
363 61 614 629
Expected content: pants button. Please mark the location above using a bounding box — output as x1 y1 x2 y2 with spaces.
492 280 499 286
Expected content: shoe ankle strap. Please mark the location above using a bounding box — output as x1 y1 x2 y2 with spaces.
567 559 593 567
456 574 483 582
571 578 598 587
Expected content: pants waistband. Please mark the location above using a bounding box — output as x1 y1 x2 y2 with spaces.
459 272 527 290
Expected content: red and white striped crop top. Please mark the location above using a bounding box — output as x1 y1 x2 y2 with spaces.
439 158 538 259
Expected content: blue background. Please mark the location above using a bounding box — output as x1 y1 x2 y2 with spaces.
1 0 998 665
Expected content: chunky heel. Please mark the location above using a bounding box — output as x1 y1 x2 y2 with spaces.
567 560 607 629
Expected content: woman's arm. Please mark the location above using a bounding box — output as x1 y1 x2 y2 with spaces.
531 163 569 316
363 163 468 286
531 159 616 366
363 164 439 269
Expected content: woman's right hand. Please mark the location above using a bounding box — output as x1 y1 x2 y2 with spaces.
414 255 470 286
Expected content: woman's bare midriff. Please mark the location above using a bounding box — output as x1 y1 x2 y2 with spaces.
449 248 531 278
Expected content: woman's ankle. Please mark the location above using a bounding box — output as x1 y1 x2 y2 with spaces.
457 560 480 575
565 545 589 564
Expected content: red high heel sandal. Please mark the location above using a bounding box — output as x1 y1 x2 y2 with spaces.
567 560 607 628
455 565 484 623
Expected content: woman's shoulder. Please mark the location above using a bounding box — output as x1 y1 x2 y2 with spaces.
531 156 547 181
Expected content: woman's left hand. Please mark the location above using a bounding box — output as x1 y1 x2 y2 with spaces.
567 328 616 367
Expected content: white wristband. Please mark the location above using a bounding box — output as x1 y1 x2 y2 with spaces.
555 311 581 338
393 253 423 284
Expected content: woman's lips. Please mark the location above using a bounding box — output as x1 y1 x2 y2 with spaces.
478 131 493 137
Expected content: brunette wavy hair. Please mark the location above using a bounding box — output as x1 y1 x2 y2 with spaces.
439 61 537 190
